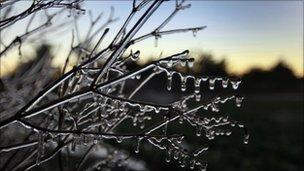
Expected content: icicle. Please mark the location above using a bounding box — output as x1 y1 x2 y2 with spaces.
211 102 219 112
140 122 145 129
187 60 194 68
181 76 187 92
243 134 249 144
192 28 198 37
179 115 184 124
134 137 143 153
116 136 123 143
139 105 146 112
225 131 232 136
190 159 196 169
230 121 237 127
173 150 179 160
209 78 216 90
180 155 186 167
199 163 208 171
194 78 201 94
235 96 244 107
176 136 184 144
167 60 173 68
222 78 229 88
238 123 244 128
131 50 140 61
243 127 250 144
194 78 201 101
165 147 172 163
230 79 241 90
93 136 98 144
196 126 202 137
154 34 161 47
180 60 186 67
136 74 141 80
167 72 172 91
154 107 161 113
195 94 201 102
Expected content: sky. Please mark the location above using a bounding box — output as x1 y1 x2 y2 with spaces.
1 0 303 77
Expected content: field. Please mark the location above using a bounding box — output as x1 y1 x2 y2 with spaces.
141 93 304 171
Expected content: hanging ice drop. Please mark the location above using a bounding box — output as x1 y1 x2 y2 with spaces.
187 60 194 68
131 50 140 61
235 96 244 107
230 79 241 90
209 78 216 90
134 137 142 153
181 76 187 91
195 94 201 102
194 78 201 94
167 73 172 91
222 78 229 88
165 148 172 163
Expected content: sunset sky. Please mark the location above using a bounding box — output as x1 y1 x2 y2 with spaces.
1 1 303 77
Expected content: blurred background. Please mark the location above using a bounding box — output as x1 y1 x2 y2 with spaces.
0 1 303 171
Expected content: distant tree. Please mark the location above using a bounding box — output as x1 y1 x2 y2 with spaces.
269 61 297 81
198 54 228 77
242 60 301 93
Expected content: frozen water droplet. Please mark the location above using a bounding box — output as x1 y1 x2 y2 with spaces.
230 121 236 127
135 138 142 153
154 34 161 47
173 150 179 160
238 123 244 128
140 122 145 129
235 96 244 107
194 78 201 94
209 78 216 90
136 74 141 79
243 134 250 144
167 73 172 91
187 60 194 68
179 116 184 124
195 94 201 102
180 157 186 167
176 136 184 144
211 102 219 112
192 29 198 37
155 107 161 113
116 136 123 143
93 137 98 144
131 50 140 61
190 159 196 169
165 148 172 163
180 60 186 67
230 79 241 90
222 78 229 88
167 60 173 68
200 163 208 171
225 131 232 136
181 76 187 91
196 126 202 136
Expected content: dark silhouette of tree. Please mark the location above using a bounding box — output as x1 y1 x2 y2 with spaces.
198 53 228 77
242 60 302 93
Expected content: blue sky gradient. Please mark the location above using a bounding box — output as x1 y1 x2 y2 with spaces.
1 1 303 76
